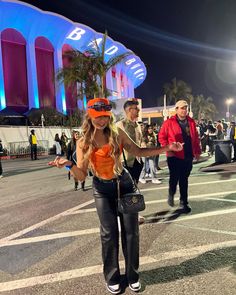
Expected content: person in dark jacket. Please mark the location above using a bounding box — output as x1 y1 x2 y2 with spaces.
159 100 201 213
67 131 85 191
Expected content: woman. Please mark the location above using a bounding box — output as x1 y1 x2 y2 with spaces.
61 132 69 156
140 124 161 184
67 130 85 191
54 133 62 156
49 98 183 294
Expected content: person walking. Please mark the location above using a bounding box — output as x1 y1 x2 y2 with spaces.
0 139 3 178
49 98 183 294
29 129 38 160
67 130 85 191
139 124 161 184
159 100 201 213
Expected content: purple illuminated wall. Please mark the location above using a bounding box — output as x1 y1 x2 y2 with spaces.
1 28 28 111
35 37 55 108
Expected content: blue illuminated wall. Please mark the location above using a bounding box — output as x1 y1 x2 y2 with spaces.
0 0 146 113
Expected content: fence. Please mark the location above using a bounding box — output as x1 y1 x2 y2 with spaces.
7 140 49 157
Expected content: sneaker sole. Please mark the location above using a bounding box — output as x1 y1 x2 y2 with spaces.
106 284 121 294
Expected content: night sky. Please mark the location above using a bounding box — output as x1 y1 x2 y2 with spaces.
21 0 236 117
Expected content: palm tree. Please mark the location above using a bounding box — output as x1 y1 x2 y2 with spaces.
56 50 98 107
84 31 132 98
57 31 132 106
163 78 192 105
191 94 217 120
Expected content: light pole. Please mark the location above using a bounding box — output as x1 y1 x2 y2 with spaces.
226 98 233 120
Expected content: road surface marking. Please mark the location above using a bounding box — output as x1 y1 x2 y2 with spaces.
0 199 95 243
71 191 236 215
0 239 235 292
175 223 236 236
141 178 236 192
0 207 236 248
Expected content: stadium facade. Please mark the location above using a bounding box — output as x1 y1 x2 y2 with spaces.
0 0 146 114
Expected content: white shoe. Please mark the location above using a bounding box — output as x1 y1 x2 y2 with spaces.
144 173 149 178
0 175 3 179
106 283 121 294
148 173 152 178
152 179 162 184
139 178 146 184
129 281 141 292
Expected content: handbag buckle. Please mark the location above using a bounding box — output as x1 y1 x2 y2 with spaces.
132 196 139 204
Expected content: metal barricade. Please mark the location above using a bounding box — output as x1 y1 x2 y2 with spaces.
7 140 49 157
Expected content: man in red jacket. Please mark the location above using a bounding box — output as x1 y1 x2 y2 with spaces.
159 100 201 213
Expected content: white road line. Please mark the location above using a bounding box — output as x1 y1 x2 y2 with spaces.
1 207 236 248
146 190 236 204
160 208 236 223
0 199 95 243
141 178 236 192
0 228 100 248
208 197 236 203
175 223 236 236
0 239 235 292
71 191 236 215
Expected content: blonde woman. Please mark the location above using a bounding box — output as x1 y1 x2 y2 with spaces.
49 98 183 294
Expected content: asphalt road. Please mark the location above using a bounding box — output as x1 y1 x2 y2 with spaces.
0 155 235 295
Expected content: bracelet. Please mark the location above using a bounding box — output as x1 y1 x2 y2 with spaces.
65 162 74 171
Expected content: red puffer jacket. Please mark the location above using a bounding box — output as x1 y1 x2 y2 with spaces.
158 115 201 159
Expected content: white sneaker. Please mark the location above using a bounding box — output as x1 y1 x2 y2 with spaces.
148 173 152 178
152 179 162 184
129 281 141 292
144 173 149 178
139 178 146 184
106 283 121 294
0 175 3 179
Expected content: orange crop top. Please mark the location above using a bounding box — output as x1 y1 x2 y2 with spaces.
90 144 119 179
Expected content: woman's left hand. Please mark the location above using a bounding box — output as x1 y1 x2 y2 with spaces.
48 156 71 168
168 142 184 151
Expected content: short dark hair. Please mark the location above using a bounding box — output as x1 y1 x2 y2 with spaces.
123 99 139 110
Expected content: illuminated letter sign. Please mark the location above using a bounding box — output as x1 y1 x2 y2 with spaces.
88 38 102 48
66 27 86 40
125 58 136 66
105 45 118 55
134 69 144 75
131 63 141 70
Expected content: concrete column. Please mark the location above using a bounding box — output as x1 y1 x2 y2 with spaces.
0 40 6 110
54 46 66 114
26 42 39 109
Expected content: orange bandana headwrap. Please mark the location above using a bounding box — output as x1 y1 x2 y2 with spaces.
87 98 112 118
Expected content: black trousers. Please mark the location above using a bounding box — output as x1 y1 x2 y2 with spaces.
0 158 2 175
93 169 139 285
167 157 193 205
125 158 143 183
30 144 37 160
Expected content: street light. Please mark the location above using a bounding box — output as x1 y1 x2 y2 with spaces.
226 98 233 119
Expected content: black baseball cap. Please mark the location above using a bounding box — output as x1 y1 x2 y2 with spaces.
123 98 139 110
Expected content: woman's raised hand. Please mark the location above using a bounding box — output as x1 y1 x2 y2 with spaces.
168 142 184 152
48 156 70 168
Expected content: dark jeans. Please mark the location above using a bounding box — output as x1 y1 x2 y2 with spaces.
30 144 37 160
93 169 139 285
167 157 193 205
0 158 2 175
125 158 143 183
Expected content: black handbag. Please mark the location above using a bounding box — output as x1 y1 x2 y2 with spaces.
117 152 145 214
118 190 146 214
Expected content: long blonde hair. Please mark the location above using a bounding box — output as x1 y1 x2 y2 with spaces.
80 114 123 176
